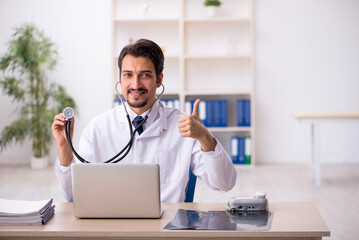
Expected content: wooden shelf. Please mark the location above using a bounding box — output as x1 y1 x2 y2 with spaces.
184 91 252 96
114 18 179 23
208 126 252 133
112 0 255 166
114 55 179 60
184 54 251 60
184 17 251 23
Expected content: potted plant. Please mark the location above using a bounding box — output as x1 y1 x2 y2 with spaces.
204 0 221 18
0 23 77 169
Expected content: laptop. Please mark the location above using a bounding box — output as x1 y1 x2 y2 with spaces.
71 163 162 218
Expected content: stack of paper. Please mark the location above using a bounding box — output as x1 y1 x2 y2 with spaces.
0 198 55 225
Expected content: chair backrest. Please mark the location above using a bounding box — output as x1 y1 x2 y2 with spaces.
184 167 197 202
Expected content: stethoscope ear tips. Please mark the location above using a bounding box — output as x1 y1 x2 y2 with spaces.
63 107 75 120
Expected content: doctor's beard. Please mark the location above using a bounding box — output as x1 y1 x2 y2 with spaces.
126 88 149 108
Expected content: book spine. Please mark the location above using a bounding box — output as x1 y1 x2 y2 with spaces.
206 100 214 127
174 99 180 110
214 100 221 127
244 99 251 127
238 137 245 164
221 100 228 127
231 137 239 164
199 100 207 125
185 100 193 115
167 99 174 108
244 137 251 164
237 100 244 126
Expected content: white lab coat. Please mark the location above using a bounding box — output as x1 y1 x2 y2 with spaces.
54 101 237 202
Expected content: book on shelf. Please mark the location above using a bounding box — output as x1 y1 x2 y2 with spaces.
161 99 180 110
231 137 239 163
205 100 214 127
185 100 194 115
188 99 228 128
113 98 181 110
0 198 55 226
113 98 123 107
237 99 251 127
220 100 228 127
231 136 251 165
244 136 251 164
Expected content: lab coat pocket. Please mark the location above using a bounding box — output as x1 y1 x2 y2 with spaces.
155 151 181 183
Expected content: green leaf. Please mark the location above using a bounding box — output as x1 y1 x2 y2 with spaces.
204 0 221 7
0 76 26 103
0 117 31 152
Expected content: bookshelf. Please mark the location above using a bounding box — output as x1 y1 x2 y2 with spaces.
111 0 255 166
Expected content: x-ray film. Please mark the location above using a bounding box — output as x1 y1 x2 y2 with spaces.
164 209 273 231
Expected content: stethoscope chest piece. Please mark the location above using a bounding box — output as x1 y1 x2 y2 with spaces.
63 107 75 120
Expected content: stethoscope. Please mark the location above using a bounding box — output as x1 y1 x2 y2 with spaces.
63 81 165 164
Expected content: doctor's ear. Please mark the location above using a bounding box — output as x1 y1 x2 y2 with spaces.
156 73 163 87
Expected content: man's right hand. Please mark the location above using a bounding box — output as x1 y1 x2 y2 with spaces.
52 113 74 166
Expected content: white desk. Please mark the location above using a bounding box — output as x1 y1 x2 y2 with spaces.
0 202 330 239
293 111 359 186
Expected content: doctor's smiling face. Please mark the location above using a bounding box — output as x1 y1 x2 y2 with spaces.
120 54 163 115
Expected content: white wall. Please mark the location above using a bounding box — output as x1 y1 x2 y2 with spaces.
0 0 358 165
0 0 113 165
255 0 359 163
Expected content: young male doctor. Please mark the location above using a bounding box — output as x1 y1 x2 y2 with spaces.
52 39 237 202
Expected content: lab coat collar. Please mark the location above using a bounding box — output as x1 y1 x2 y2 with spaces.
126 100 159 125
123 100 167 138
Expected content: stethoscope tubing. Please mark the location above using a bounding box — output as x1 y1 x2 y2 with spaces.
65 113 147 164
64 83 165 164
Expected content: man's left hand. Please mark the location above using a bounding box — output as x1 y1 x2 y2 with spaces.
177 99 217 152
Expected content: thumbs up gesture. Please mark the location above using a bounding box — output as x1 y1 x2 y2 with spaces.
178 99 216 152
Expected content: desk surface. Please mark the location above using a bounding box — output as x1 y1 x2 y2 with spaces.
293 110 359 120
0 202 330 240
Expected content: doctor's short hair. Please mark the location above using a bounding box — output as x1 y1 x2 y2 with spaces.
118 39 164 81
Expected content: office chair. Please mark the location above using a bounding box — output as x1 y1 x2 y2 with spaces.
184 167 197 202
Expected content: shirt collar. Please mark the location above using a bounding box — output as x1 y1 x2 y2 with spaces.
127 100 160 128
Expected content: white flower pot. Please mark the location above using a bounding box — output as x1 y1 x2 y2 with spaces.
206 6 218 18
31 156 48 169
